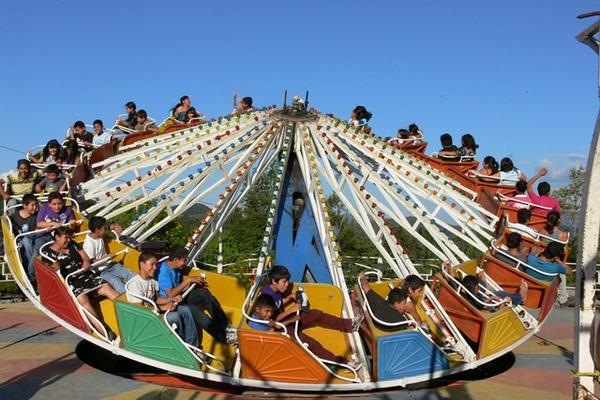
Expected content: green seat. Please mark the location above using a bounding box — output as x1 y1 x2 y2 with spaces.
115 300 199 370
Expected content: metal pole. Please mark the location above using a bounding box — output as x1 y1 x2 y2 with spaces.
217 226 223 274
574 12 600 399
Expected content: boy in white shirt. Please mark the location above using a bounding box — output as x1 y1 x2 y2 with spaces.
92 119 113 146
127 252 198 345
83 216 135 294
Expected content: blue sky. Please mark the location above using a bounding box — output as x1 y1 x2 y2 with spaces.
0 0 598 187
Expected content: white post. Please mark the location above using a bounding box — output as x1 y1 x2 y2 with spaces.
574 13 600 398
217 226 223 274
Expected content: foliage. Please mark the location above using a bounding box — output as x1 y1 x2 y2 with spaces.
554 166 585 234
108 201 188 247
0 281 22 296
199 167 278 267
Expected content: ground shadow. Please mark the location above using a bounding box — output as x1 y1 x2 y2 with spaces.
0 352 83 399
76 339 516 398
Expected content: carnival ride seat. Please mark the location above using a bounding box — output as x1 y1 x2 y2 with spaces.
431 260 527 358
114 294 203 371
483 240 559 323
33 257 92 333
502 226 570 262
354 279 452 381
2 215 37 294
410 151 480 174
491 193 549 230
389 139 428 154
238 282 358 384
186 268 246 371
120 130 159 146
116 273 232 375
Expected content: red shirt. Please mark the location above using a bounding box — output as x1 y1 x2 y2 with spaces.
527 190 561 216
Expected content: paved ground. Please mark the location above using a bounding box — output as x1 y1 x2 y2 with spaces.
0 301 578 400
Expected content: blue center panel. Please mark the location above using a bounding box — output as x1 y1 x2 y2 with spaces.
272 154 333 284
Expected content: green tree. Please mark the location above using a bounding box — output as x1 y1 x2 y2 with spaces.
554 166 585 234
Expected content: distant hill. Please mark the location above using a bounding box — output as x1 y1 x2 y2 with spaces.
179 203 211 229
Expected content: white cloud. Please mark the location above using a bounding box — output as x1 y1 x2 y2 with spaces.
539 153 587 186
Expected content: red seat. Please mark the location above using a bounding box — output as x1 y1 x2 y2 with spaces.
34 258 90 333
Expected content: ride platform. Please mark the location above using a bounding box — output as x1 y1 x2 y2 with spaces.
0 300 579 399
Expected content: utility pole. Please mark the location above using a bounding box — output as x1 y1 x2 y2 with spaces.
574 11 600 400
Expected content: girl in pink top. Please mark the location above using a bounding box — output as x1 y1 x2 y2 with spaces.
527 168 561 217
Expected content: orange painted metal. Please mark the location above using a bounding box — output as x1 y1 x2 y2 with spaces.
121 130 159 146
389 141 428 154
481 254 558 315
238 329 331 384
496 204 548 230
432 275 485 344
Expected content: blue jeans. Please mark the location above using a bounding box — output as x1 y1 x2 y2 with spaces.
496 290 522 305
100 263 136 294
166 304 198 346
19 233 53 282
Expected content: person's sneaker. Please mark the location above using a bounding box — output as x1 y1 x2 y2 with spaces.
107 331 117 342
225 325 238 345
559 296 576 308
192 348 212 364
351 312 364 332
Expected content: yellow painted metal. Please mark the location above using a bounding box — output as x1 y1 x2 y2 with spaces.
479 307 526 358
188 269 247 371
1 216 27 285
106 240 140 274
297 283 353 360
188 269 246 309
72 210 89 233
457 259 478 276
368 279 402 299
415 304 446 346
99 298 120 335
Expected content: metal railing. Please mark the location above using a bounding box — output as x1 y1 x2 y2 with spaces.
0 260 13 283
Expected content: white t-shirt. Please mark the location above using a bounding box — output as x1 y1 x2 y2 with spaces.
499 169 521 185
93 131 112 146
126 274 159 303
83 235 107 261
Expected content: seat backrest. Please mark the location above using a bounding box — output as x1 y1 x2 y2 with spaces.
34 258 91 333
431 275 485 343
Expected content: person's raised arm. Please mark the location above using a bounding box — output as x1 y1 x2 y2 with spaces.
0 177 10 201
275 303 299 322
59 180 68 192
358 272 371 294
527 167 547 195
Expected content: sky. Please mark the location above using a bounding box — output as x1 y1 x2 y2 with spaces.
0 0 598 188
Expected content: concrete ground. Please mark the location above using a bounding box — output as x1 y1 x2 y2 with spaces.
0 301 577 400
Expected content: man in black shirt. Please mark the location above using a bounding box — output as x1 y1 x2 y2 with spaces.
358 272 409 331
67 121 94 151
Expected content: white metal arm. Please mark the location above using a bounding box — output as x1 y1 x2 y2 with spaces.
440 267 509 308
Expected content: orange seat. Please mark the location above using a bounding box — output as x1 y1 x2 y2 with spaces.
481 253 558 322
121 130 159 146
431 273 527 358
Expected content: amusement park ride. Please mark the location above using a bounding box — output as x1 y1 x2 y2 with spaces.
1 13 599 394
